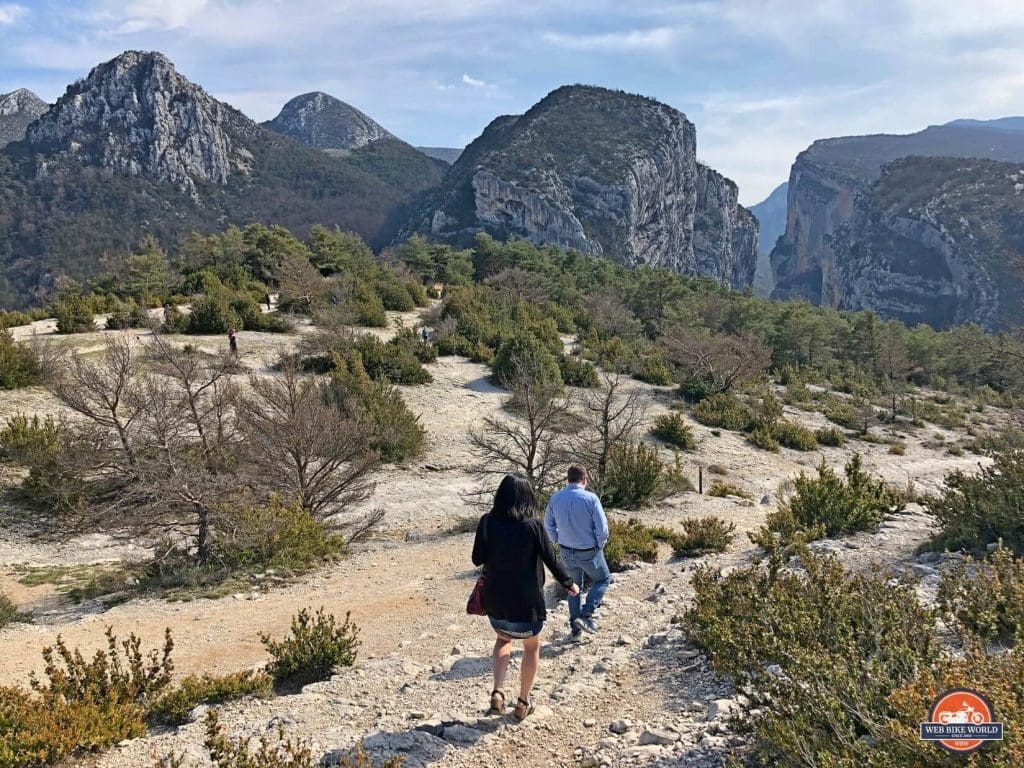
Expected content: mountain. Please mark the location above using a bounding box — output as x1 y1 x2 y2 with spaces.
0 52 445 307
416 146 463 164
263 92 395 151
945 116 1024 133
403 85 758 288
749 181 787 297
830 157 1024 331
0 89 47 148
771 122 1024 306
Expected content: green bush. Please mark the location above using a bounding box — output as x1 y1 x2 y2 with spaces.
748 425 779 452
671 516 735 557
261 608 360 689
631 355 673 386
824 398 868 432
0 310 33 329
938 546 1024 644
0 591 29 629
815 426 846 447
926 450 1024 552
0 330 42 390
53 296 96 334
651 412 696 450
707 481 750 499
773 420 818 451
762 454 901 545
0 415 85 514
354 336 432 385
149 671 273 726
691 393 752 431
491 334 562 389
391 327 438 364
353 281 387 327
186 294 241 334
373 275 416 312
559 355 599 388
601 442 686 510
604 519 660 572
105 300 149 330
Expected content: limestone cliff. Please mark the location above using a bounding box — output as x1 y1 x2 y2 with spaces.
0 89 48 148
830 157 1024 331
404 85 757 288
263 92 395 151
771 123 1024 304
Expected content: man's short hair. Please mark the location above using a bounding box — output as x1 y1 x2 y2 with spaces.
567 465 588 484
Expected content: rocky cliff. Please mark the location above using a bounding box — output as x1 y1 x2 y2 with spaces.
749 181 787 296
0 51 444 306
771 123 1024 304
829 156 1024 331
404 85 757 288
0 89 48 148
263 92 395 151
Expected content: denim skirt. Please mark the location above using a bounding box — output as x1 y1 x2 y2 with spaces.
489 616 544 639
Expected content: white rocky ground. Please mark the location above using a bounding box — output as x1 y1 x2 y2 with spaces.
0 308 996 767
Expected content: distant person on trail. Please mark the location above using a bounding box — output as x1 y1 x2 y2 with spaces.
264 292 272 311
472 473 580 721
544 465 610 641
421 326 429 343
228 328 238 357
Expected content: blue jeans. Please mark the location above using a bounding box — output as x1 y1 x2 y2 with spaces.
559 546 610 631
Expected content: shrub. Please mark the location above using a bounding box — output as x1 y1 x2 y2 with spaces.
149 671 273 726
186 294 241 334
762 454 901 545
53 296 96 334
353 281 387 327
815 426 846 447
707 481 750 499
354 336 432 385
0 330 42 389
604 519 660 572
651 412 696 450
773 420 818 451
601 442 689 509
926 450 1024 552
631 355 673 386
824 398 870 433
691 393 752 431
888 441 906 455
492 334 562 388
559 355 599 388
937 546 1024 644
0 310 33 329
391 327 438 364
373 275 416 312
671 517 735 557
160 306 188 334
105 300 149 330
748 425 779 452
261 608 360 689
0 591 29 629
0 415 85 514
684 552 941 767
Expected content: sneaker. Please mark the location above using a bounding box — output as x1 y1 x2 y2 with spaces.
569 628 583 643
573 616 599 635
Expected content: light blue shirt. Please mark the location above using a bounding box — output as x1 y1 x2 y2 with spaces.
544 483 609 550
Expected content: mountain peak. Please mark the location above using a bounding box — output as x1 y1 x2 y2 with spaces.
263 92 395 151
23 49 253 192
0 88 48 148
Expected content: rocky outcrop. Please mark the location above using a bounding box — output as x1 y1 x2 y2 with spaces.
830 157 1024 331
25 51 255 193
404 85 757 288
0 89 48 148
694 164 758 287
748 181 787 297
263 92 395 151
771 123 1024 304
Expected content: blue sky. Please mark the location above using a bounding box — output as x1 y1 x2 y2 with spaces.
2 1 1024 204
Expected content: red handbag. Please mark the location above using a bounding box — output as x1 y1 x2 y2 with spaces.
466 575 487 615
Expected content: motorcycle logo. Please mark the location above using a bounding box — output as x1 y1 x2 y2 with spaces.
920 688 1004 754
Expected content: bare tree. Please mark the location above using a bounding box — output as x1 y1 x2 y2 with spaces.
572 373 647 495
663 328 770 394
469 355 572 497
234 362 378 528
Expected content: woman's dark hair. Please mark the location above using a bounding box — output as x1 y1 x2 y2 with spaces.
491 473 539 521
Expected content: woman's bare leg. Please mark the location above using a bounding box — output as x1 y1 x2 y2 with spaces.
493 634 512 694
519 635 541 703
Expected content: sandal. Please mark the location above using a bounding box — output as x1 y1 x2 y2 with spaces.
488 690 506 715
514 696 535 721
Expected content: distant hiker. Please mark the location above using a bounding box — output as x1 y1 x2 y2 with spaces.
163 303 172 323
421 326 429 343
329 294 339 307
472 474 579 720
264 292 272 311
544 465 610 641
228 328 238 357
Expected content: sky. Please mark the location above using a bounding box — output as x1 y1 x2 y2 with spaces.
2 1 1024 204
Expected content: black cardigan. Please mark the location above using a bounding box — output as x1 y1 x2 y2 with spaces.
471 513 574 623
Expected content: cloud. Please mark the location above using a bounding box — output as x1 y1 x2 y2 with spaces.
542 26 681 52
106 0 209 34
0 3 25 26
462 73 487 87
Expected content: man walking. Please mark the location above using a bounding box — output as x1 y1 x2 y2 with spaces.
544 465 610 641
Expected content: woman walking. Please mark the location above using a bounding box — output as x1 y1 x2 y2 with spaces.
471 474 579 720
